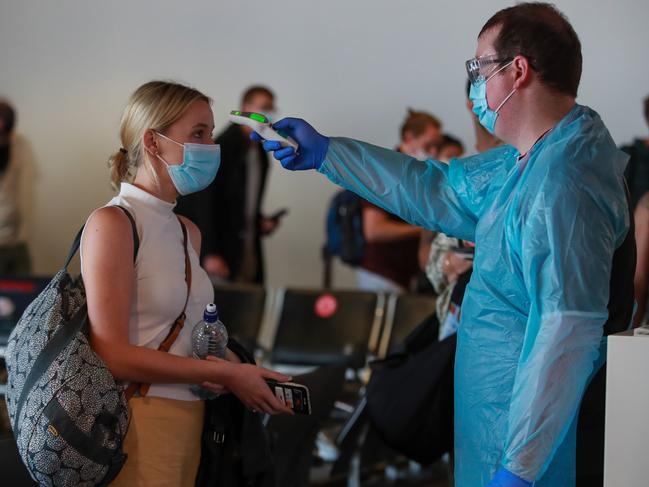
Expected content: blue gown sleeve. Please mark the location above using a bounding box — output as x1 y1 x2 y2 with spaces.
502 169 629 481
319 137 495 242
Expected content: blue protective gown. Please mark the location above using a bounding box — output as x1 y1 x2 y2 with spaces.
318 105 629 486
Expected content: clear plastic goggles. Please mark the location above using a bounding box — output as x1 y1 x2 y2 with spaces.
466 54 512 86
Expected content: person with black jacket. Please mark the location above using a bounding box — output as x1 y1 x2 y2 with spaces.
176 86 281 284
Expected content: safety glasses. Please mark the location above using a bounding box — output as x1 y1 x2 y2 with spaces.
466 54 513 86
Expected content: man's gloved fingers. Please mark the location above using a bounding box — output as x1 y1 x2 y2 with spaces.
274 147 295 160
262 140 282 151
280 154 297 169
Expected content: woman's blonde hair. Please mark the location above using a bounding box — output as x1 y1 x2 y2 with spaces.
107 80 211 190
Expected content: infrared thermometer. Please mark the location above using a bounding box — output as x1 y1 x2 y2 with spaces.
228 111 299 150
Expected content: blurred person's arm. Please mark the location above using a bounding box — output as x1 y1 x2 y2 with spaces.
634 193 649 326
418 230 436 270
362 205 421 243
202 255 230 278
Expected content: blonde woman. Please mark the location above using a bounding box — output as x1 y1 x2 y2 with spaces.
81 81 292 486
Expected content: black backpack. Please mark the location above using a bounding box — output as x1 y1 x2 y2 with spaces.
365 315 455 466
323 190 365 266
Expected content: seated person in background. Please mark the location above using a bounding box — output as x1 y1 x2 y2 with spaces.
621 95 649 209
357 109 441 292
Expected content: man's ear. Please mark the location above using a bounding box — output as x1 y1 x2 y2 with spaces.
512 55 532 90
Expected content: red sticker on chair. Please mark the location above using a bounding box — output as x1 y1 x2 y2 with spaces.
314 294 338 318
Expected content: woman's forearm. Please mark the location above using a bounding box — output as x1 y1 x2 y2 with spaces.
93 339 232 386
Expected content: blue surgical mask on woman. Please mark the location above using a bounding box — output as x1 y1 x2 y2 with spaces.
155 132 221 195
469 60 516 135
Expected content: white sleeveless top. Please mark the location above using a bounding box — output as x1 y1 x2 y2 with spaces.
81 183 214 401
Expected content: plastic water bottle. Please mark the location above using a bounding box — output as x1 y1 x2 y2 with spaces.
191 304 228 399
191 303 228 360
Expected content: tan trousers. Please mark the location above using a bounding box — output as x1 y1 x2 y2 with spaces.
111 396 205 487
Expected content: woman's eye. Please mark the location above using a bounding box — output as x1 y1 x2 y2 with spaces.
193 131 203 138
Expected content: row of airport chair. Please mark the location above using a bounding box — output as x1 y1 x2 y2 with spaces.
211 283 437 370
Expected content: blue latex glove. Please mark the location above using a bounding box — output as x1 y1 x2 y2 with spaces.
251 117 329 170
486 467 533 487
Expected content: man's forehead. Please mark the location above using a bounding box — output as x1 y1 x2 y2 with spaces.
475 26 499 57
245 93 273 107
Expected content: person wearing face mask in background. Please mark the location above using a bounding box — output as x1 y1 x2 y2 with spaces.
256 3 635 486
81 81 292 486
436 134 464 164
175 85 281 285
356 109 440 292
0 100 36 275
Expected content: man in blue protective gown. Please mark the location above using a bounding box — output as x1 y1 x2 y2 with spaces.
256 3 635 486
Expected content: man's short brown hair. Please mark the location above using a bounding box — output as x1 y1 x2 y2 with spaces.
480 2 582 97
400 109 441 139
241 85 275 105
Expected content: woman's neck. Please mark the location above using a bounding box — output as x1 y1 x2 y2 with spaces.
131 172 178 204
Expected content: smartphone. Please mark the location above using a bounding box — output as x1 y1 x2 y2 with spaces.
269 208 289 221
266 380 312 415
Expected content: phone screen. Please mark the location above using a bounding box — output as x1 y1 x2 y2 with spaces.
267 380 311 415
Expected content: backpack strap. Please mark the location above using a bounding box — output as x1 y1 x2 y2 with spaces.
13 302 89 433
124 217 192 399
64 205 139 269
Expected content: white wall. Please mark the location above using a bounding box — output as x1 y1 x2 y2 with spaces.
1 0 648 288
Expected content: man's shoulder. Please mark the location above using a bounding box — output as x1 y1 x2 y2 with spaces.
536 105 627 179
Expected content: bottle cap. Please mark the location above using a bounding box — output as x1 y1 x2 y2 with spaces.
204 303 219 322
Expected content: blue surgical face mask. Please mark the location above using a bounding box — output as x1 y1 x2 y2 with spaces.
469 60 516 135
155 132 221 195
